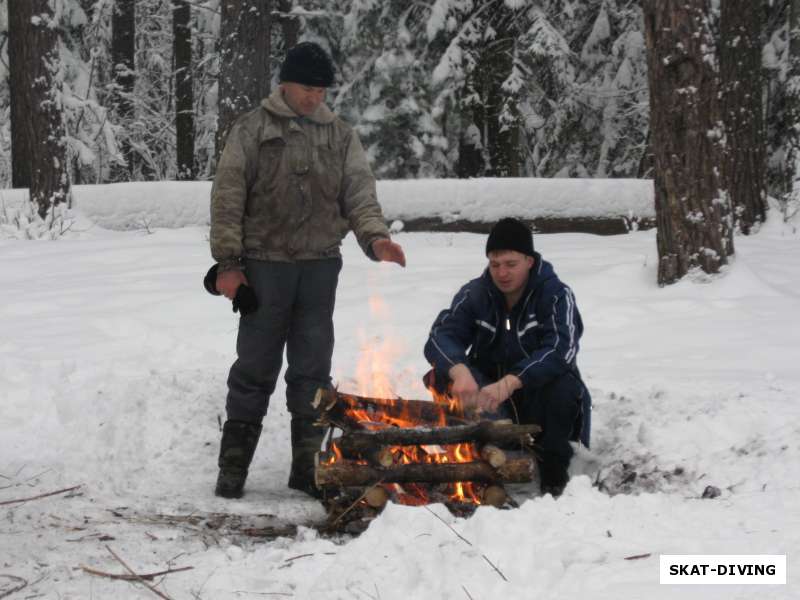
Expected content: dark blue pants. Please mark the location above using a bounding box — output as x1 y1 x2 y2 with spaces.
505 372 590 469
226 257 342 423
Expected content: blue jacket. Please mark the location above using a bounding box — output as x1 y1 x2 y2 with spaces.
424 253 584 389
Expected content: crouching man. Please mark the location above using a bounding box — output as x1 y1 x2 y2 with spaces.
423 217 591 496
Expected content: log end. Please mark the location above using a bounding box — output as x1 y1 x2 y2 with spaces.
364 485 390 509
481 485 507 508
312 387 324 410
480 444 507 468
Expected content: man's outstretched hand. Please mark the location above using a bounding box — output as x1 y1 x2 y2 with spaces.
372 238 406 267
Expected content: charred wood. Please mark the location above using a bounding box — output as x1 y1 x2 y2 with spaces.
314 388 471 428
333 422 537 458
315 453 534 488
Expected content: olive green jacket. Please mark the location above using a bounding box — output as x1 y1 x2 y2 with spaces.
210 89 390 271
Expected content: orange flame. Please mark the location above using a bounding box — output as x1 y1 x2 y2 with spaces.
330 294 485 505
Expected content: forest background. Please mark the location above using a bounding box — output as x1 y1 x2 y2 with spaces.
0 0 795 188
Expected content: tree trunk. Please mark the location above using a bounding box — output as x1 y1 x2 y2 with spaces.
719 0 766 233
173 0 195 180
112 0 136 178
276 0 299 50
643 0 733 285
8 0 71 218
216 0 272 161
483 7 520 177
786 0 800 198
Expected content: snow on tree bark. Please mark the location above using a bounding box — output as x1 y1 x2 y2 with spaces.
643 0 733 285
8 0 72 219
173 0 195 180
784 0 800 203
216 0 272 160
275 0 299 50
719 0 766 233
112 0 136 177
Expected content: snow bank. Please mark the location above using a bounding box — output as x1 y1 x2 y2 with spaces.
1 177 654 231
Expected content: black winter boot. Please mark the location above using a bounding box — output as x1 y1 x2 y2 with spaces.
215 420 262 498
288 417 325 499
538 457 569 497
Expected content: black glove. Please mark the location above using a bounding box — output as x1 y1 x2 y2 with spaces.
203 263 221 295
232 284 259 316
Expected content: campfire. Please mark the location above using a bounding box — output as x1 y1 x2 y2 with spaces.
312 301 539 532
312 387 539 531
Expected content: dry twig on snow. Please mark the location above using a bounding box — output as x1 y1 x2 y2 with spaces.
624 553 652 561
0 484 82 506
0 574 28 599
105 545 175 600
80 565 193 581
423 505 508 582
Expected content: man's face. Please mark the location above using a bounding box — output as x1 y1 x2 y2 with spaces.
280 82 326 117
488 250 534 296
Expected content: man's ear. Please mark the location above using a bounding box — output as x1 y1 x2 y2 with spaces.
526 255 535 269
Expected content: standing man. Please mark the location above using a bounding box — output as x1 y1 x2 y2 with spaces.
423 218 590 496
210 42 405 499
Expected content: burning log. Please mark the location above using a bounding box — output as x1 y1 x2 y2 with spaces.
315 387 539 518
334 421 539 458
315 452 534 488
313 388 470 428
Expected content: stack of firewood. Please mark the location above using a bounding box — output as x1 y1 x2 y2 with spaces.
312 388 540 521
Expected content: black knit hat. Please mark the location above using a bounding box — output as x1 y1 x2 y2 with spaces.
485 218 534 257
279 42 335 88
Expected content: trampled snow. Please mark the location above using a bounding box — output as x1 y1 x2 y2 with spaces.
0 185 797 599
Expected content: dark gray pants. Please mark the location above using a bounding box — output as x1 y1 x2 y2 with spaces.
226 257 342 423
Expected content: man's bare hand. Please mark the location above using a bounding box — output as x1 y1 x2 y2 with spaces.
372 238 406 267
448 363 479 409
216 270 248 300
476 375 522 413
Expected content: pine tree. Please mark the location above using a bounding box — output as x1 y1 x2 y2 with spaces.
719 0 766 233
173 0 195 179
216 0 272 159
112 0 135 177
8 0 72 219
330 1 446 178
427 0 526 177
644 0 733 285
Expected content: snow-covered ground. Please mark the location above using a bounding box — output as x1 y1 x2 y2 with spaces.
1 197 798 599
